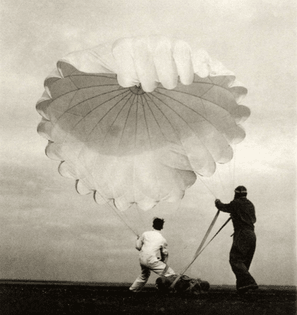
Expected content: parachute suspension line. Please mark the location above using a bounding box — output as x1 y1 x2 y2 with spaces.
171 216 231 290
93 190 139 237
109 201 139 236
91 92 142 237
196 217 231 256
170 198 189 251
197 176 217 199
117 203 144 236
192 209 220 260
170 209 220 289
134 203 146 231
232 145 238 189
171 196 182 218
215 166 228 197
109 201 140 236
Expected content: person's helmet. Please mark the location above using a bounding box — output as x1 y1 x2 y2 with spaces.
234 186 247 196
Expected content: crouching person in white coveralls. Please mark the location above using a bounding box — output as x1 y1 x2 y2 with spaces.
129 217 176 292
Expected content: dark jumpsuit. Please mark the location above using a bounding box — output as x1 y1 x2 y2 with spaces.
215 197 257 290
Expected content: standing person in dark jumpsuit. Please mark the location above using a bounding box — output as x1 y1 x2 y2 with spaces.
215 186 258 293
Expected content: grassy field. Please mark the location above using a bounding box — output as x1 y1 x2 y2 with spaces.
0 280 296 315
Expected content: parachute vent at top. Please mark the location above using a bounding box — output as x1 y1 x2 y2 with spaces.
36 35 250 211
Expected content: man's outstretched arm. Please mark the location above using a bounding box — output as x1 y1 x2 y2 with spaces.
215 199 232 213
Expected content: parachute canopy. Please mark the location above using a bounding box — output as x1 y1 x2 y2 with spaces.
36 36 250 211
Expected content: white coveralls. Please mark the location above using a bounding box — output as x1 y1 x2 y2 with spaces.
129 229 175 292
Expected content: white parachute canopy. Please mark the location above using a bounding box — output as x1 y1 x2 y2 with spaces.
36 35 250 211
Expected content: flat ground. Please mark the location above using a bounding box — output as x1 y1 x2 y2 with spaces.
0 281 296 315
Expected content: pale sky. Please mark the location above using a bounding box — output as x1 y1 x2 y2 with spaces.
0 0 296 286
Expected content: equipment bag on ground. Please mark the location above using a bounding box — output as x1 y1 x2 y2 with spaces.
155 275 210 295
